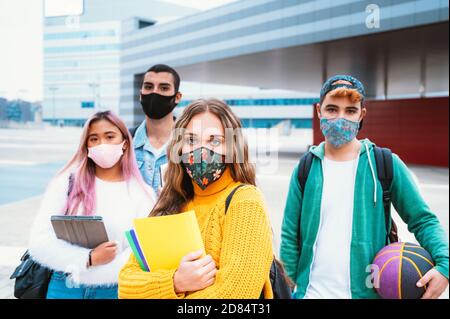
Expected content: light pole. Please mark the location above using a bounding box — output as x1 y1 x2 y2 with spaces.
48 87 58 126
248 95 253 128
88 82 100 113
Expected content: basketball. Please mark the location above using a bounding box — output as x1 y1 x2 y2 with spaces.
372 242 435 299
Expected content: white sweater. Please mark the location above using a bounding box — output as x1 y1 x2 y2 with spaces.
28 171 155 286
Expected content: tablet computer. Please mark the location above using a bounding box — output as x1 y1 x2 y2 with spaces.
51 215 109 249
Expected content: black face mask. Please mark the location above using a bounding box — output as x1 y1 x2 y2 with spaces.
140 92 178 120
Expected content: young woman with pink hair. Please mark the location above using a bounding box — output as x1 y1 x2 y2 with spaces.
28 111 156 299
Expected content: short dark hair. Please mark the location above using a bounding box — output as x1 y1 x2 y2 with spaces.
146 64 181 92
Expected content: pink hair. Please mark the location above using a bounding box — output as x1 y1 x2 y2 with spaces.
58 111 152 215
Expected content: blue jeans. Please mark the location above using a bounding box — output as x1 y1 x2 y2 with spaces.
46 272 118 299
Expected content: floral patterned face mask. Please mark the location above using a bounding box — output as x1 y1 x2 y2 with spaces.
320 117 360 148
181 147 226 190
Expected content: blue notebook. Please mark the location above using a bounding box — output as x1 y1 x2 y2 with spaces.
125 229 150 271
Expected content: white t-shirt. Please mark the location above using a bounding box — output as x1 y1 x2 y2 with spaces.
303 156 359 299
29 172 156 286
148 139 169 158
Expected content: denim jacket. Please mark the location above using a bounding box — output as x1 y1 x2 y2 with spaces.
133 120 169 195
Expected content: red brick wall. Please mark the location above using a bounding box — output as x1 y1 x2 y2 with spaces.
313 97 449 167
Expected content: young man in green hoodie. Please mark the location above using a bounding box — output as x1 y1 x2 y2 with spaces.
280 75 449 299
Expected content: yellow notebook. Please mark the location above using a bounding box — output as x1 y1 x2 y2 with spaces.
133 210 205 271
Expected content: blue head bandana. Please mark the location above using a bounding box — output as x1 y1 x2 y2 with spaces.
319 75 365 104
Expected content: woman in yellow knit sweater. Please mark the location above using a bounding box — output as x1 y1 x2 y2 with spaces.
118 99 274 299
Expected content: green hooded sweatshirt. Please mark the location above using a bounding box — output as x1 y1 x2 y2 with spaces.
280 138 449 299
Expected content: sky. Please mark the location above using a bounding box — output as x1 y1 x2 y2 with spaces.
0 0 43 102
0 0 241 102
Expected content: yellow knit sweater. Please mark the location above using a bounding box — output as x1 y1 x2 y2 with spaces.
118 168 274 299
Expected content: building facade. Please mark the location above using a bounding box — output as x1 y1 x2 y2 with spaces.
42 0 198 126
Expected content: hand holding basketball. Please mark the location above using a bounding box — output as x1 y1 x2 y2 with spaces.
417 268 449 299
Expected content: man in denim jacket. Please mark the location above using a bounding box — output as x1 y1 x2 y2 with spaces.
133 64 182 195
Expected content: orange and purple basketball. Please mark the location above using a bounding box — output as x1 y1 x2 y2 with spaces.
372 242 434 299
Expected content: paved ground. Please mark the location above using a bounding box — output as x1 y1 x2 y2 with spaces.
0 127 448 299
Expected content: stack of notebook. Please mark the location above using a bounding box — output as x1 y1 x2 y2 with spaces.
125 210 205 272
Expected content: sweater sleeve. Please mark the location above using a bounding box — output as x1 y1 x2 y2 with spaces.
28 173 91 273
391 154 449 279
118 253 185 299
184 188 273 299
280 165 302 282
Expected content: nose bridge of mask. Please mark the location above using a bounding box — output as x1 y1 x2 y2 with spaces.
333 117 346 126
195 147 213 166
147 92 175 101
148 93 157 111
325 116 359 125
90 140 125 152
185 147 222 171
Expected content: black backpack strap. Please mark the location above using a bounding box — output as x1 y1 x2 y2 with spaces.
296 151 314 249
224 184 246 214
373 146 394 245
297 151 314 195
223 184 292 299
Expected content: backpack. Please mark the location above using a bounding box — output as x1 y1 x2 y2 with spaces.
10 174 75 299
224 185 294 299
297 146 399 246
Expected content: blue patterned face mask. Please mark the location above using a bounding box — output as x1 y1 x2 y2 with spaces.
320 117 360 148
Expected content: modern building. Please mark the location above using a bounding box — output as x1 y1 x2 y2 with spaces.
42 0 198 126
177 93 319 129
0 99 42 123
117 0 448 166
43 0 449 166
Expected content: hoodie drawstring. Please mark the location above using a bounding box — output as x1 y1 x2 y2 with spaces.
365 143 377 207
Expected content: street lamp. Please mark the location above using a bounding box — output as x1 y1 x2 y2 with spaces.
248 95 253 128
88 82 100 112
48 86 58 126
